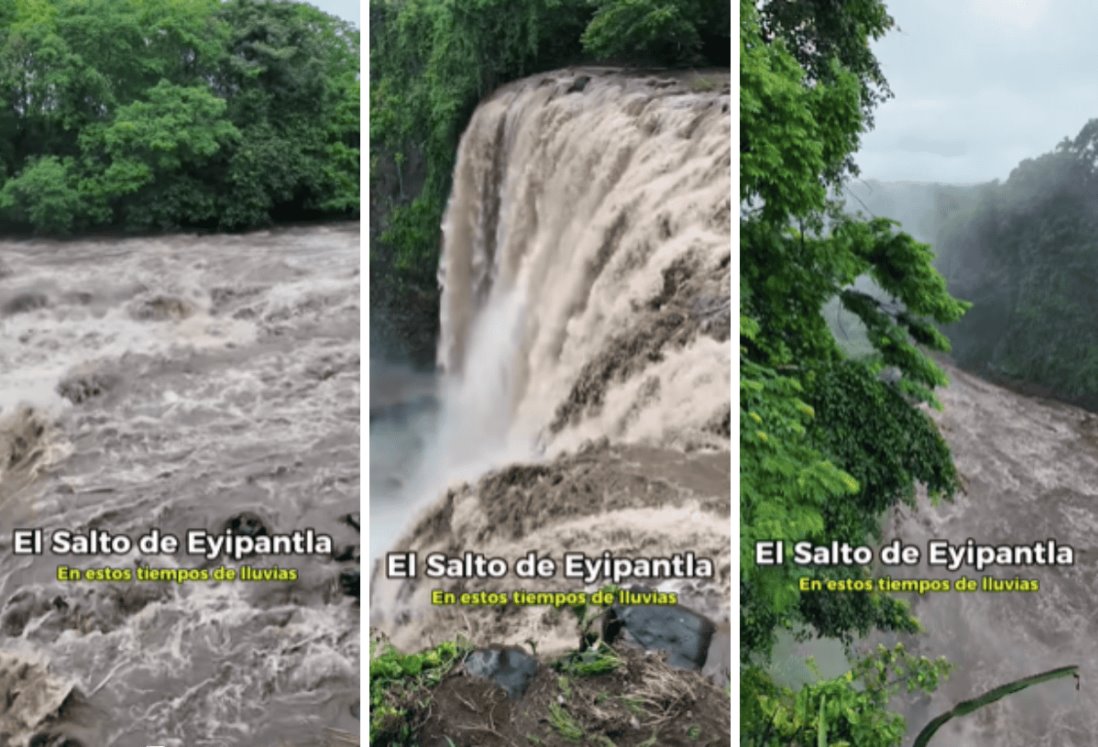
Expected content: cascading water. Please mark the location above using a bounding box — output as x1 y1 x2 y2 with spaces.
370 68 732 659
0 225 360 746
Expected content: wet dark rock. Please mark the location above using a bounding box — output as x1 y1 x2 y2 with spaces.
30 732 83 747
333 544 358 562
604 594 716 671
567 75 591 94
0 407 49 472
4 292 49 315
339 568 360 598
704 409 731 438
222 511 270 539
342 512 360 532
405 644 731 746
463 645 539 698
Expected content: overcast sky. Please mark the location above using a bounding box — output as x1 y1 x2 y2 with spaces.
857 0 1098 184
310 0 358 26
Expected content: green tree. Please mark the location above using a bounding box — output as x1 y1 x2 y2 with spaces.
581 0 730 65
0 155 82 232
0 0 358 235
82 81 240 229
740 0 966 741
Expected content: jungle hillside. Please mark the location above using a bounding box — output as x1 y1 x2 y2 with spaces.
845 120 1098 414
741 0 969 743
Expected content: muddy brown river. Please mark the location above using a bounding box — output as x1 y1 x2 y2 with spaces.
0 224 360 746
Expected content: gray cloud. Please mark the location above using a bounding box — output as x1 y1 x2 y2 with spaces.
858 0 1098 183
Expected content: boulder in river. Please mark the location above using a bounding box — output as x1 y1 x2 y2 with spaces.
222 510 270 538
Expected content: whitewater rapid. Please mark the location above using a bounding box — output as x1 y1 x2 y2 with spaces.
881 365 1097 745
0 225 360 746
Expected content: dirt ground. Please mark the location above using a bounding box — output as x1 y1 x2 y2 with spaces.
412 647 729 747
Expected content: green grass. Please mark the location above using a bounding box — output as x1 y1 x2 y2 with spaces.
548 702 585 742
369 638 470 744
555 645 622 677
619 695 648 716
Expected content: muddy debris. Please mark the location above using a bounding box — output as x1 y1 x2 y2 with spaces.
128 295 194 321
339 568 360 599
0 653 78 746
464 645 540 698
57 369 117 405
566 74 591 94
402 646 730 747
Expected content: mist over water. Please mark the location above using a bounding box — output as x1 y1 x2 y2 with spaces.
0 225 360 746
832 183 1096 744
370 69 731 652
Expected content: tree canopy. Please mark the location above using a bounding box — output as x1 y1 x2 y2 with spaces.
0 0 359 235
935 120 1098 410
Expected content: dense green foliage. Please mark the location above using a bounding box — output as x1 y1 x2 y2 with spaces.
934 120 1098 409
370 638 470 744
369 0 730 360
741 0 967 742
743 644 951 747
0 0 359 235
